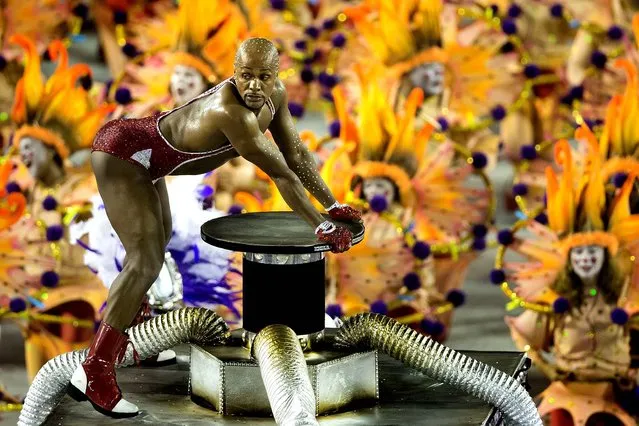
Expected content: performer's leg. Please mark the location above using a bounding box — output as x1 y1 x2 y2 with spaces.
154 178 173 248
69 152 167 417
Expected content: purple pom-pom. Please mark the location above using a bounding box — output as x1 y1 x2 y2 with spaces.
613 172 627 188
591 50 608 69
41 271 60 288
113 10 128 24
421 319 444 335
270 0 286 10
329 120 341 138
607 25 624 40
569 86 584 100
228 205 243 215
611 308 629 325
497 229 514 245
5 181 21 193
471 152 488 169
501 19 517 35
370 194 388 213
520 144 537 160
305 26 320 39
80 74 93 90
72 3 89 18
535 212 549 225
114 87 132 105
553 297 570 314
490 269 506 284
524 64 540 79
412 241 431 259
294 39 307 51
472 224 488 238
46 225 64 242
122 43 139 58
42 195 58 211
300 67 314 83
472 238 486 251
326 304 342 318
318 72 338 88
403 272 421 291
436 116 449 131
197 184 214 198
491 105 506 121
331 33 347 48
512 183 528 196
370 300 387 315
9 297 27 313
322 18 336 30
549 3 563 18
507 4 522 18
446 289 466 307
288 102 305 118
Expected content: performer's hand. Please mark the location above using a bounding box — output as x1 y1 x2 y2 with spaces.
315 221 353 253
327 202 362 223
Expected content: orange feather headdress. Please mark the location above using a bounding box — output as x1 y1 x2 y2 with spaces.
10 35 115 159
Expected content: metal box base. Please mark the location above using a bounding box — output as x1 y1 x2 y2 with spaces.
189 344 379 417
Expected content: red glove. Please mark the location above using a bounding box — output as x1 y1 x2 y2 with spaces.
316 221 353 253
327 202 362 223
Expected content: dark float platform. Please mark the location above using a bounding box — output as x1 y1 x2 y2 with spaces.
45 345 529 425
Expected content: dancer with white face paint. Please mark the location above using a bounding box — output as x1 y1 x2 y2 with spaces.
570 245 606 280
499 130 639 426
169 65 208 107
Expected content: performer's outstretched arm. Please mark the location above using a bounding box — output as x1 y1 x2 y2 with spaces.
220 106 326 229
268 84 337 209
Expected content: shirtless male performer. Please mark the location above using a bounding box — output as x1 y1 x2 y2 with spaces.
67 37 362 417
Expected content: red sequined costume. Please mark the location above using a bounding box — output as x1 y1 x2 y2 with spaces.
92 77 276 181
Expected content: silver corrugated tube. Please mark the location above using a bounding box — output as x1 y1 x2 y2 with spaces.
252 325 319 426
334 313 542 426
18 307 229 426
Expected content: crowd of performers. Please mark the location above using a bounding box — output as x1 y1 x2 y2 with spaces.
1 0 639 424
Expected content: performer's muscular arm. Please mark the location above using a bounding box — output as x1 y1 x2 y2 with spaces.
268 82 337 209
220 107 326 229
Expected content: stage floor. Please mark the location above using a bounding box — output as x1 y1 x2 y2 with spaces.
42 345 528 425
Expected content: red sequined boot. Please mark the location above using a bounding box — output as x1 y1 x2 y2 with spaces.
131 297 177 366
68 322 139 417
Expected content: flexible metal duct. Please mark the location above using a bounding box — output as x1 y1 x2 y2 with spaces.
252 324 319 426
334 313 542 426
18 307 229 426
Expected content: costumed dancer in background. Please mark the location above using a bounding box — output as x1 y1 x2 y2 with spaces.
0 35 114 382
316 72 493 341
494 125 639 426
0 0 78 147
342 0 510 171
332 0 505 323
69 174 242 328
450 1 578 215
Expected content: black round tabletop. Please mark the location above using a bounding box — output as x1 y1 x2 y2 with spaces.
201 211 365 254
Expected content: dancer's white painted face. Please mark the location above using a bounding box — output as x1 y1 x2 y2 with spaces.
362 177 395 205
170 65 207 106
570 245 605 280
407 62 445 96
19 136 54 181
